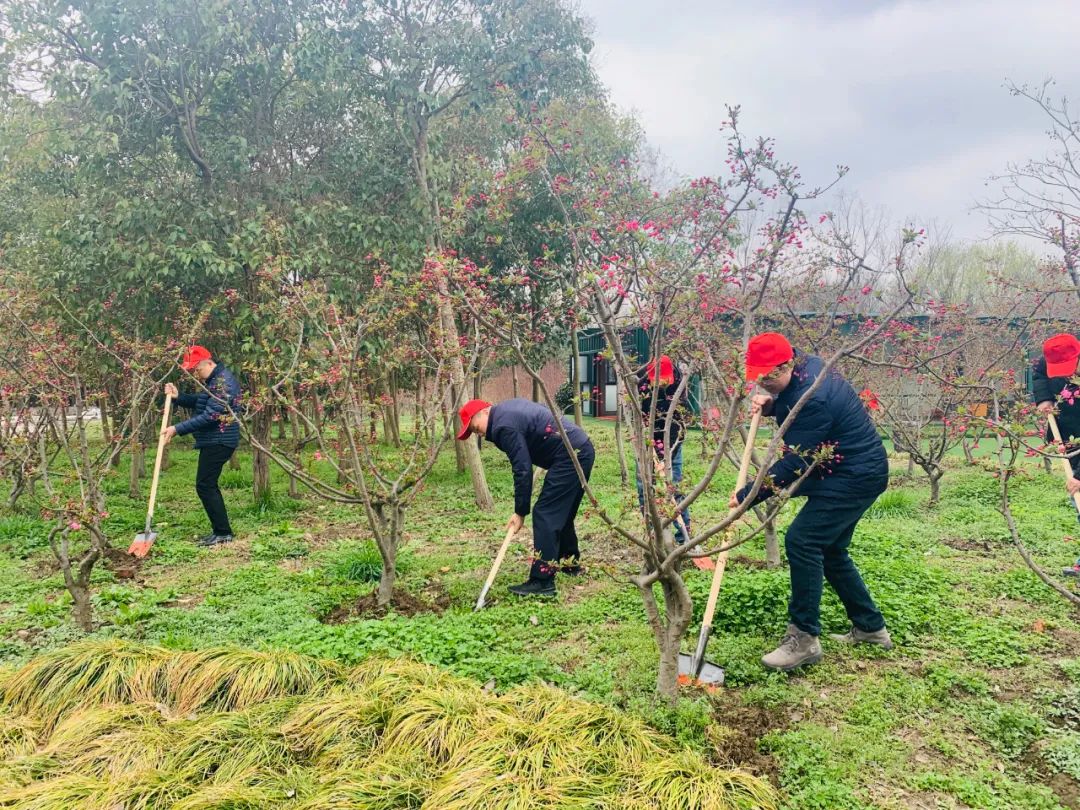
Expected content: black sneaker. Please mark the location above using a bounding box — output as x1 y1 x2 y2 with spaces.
508 578 556 597
197 534 235 547
196 533 215 544
1063 563 1080 578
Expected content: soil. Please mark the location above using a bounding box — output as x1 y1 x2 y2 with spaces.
1049 773 1080 810
322 583 450 623
942 537 994 553
102 547 142 580
728 554 772 570
708 690 787 784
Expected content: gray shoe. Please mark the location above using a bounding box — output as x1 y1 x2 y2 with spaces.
762 624 823 672
829 625 894 650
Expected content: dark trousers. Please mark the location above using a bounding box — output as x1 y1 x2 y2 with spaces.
530 444 595 581
785 488 885 637
196 445 236 536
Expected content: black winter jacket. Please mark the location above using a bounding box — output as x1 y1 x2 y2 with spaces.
485 398 593 517
736 354 887 506
174 365 243 449
1031 357 1080 474
636 363 688 461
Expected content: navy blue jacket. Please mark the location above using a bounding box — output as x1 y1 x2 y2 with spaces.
636 363 688 461
173 365 243 449
737 354 887 506
485 398 593 517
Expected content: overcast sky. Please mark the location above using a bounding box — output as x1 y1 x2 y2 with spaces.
577 0 1080 243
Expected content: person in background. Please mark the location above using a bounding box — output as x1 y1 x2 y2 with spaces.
457 397 594 597
1031 333 1080 576
730 332 893 672
162 345 243 547
635 355 690 543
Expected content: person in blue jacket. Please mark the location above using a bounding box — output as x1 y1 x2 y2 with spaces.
457 397 595 597
162 345 244 547
729 332 892 671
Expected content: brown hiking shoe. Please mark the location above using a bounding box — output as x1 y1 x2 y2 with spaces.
761 624 823 672
829 626 894 650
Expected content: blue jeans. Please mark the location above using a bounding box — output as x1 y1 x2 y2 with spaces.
635 442 690 542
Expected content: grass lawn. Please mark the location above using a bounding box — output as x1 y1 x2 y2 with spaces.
3 417 1080 809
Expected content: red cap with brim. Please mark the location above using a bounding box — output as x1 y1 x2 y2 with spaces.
647 356 675 386
1044 333 1080 378
456 399 491 440
181 345 212 371
745 332 794 381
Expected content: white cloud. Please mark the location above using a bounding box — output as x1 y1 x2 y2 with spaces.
578 0 1080 240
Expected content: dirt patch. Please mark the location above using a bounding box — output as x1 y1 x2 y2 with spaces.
160 594 205 610
1051 626 1080 657
102 547 142 580
942 537 994 553
1049 773 1080 810
322 583 450 623
708 691 787 783
728 555 772 570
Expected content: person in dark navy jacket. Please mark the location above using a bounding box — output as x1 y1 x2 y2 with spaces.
162 345 244 547
1031 333 1080 576
457 397 595 597
729 332 892 672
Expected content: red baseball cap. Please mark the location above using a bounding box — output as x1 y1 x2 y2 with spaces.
181 345 212 371
456 399 491 440
646 355 675 385
1044 333 1080 378
746 332 794 381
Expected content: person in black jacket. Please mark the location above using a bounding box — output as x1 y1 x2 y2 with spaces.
729 332 892 671
1030 333 1080 575
162 345 244 547
456 397 595 597
635 355 690 542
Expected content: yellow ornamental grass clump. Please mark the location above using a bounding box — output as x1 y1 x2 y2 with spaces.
0 642 777 810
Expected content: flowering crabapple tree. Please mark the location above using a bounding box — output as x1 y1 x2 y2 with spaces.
237 261 474 608
0 280 175 630
458 106 916 699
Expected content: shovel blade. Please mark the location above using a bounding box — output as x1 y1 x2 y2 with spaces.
128 530 157 559
677 653 725 687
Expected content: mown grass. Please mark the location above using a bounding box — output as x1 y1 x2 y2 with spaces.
2 419 1080 807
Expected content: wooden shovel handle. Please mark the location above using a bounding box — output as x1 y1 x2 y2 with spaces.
700 409 763 628
1047 413 1080 514
475 525 519 610
144 395 172 532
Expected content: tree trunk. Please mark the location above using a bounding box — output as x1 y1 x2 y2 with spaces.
962 439 974 464
764 517 781 568
38 432 53 495
287 391 302 499
252 407 272 505
532 375 540 402
928 470 942 507
128 439 145 499
389 373 401 446
907 455 915 477
1045 455 1054 475
570 328 583 426
160 443 172 472
511 364 519 399
70 582 93 632
99 396 118 466
615 399 629 486
655 577 693 702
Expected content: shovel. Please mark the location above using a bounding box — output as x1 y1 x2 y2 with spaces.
678 409 762 688
128 394 172 558
475 525 520 611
